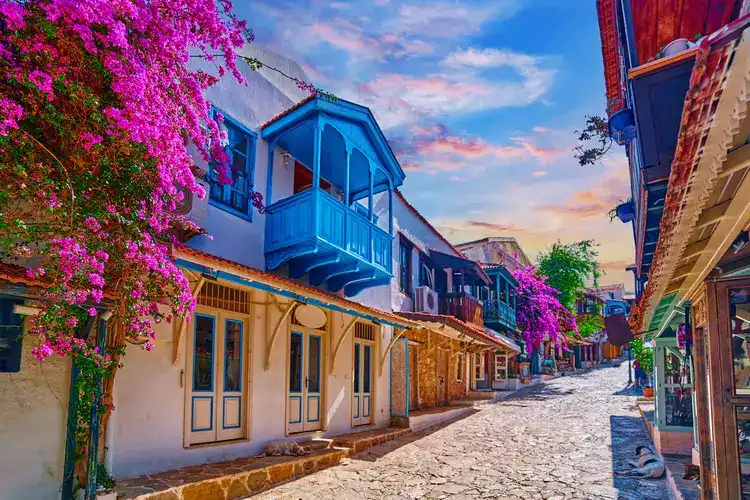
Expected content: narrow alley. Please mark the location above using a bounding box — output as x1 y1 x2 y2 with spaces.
253 364 668 500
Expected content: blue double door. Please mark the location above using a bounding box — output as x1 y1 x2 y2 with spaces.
352 340 372 427
187 312 247 445
288 330 323 434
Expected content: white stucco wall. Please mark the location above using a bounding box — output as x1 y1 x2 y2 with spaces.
112 294 392 479
0 327 70 500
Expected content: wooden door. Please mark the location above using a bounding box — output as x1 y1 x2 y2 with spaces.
408 343 419 410
710 279 750 498
352 341 372 427
288 331 323 434
186 312 247 445
437 348 448 406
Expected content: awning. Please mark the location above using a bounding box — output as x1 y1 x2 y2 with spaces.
176 247 421 330
429 249 491 285
395 312 520 352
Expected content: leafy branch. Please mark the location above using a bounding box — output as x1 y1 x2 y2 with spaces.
573 114 611 166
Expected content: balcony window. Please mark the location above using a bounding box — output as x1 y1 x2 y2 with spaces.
418 255 433 289
293 160 331 194
208 114 257 220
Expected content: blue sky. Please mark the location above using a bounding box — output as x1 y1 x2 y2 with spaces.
238 0 634 287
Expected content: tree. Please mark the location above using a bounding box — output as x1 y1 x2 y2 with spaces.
511 266 579 354
573 114 611 166
537 240 601 310
0 0 325 485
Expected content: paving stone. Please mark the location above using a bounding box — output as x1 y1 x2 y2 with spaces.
250 364 669 500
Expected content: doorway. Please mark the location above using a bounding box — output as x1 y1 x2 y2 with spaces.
287 330 323 434
437 348 449 406
408 342 419 410
352 340 372 427
186 312 248 445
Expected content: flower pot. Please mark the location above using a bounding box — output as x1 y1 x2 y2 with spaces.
643 387 654 398
663 38 690 57
616 201 635 223
608 108 636 145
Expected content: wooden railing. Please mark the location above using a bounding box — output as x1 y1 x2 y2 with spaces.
483 299 516 329
439 292 483 328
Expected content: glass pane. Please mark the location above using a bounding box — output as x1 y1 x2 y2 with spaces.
224 320 242 392
730 287 750 395
308 335 321 393
229 125 248 154
664 387 693 427
353 343 361 393
663 349 691 385
193 315 215 391
737 406 750 498
363 345 371 393
289 333 302 393
230 190 246 213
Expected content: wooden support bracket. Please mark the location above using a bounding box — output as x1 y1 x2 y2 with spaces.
330 317 358 374
379 327 408 376
172 274 205 364
265 299 296 371
427 334 452 356
267 293 287 314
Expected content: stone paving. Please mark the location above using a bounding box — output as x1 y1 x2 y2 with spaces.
251 363 669 500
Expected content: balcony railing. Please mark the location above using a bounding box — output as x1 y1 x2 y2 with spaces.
264 188 392 296
439 292 483 328
483 299 516 330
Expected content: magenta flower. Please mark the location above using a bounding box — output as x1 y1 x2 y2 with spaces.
28 71 53 95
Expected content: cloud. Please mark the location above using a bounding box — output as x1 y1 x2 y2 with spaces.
416 135 526 161
512 137 569 163
464 220 522 232
532 170 548 177
537 174 629 220
353 47 555 128
391 1 521 38
599 260 633 272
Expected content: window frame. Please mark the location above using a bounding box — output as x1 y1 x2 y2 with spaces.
207 108 258 221
456 352 464 381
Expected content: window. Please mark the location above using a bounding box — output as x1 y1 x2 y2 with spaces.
456 353 464 381
474 352 484 380
208 113 256 219
418 255 433 289
494 353 508 381
399 237 412 295
0 298 23 372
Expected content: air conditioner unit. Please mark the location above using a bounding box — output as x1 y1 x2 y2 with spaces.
174 178 210 229
415 286 438 314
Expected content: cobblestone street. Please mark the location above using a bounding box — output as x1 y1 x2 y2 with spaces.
253 363 669 500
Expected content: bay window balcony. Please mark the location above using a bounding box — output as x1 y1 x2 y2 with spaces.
261 97 405 297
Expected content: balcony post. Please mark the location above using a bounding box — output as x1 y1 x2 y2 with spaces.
344 147 351 207
368 167 374 222
312 119 322 190
265 137 277 206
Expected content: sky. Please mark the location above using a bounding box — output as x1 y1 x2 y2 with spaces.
237 0 635 288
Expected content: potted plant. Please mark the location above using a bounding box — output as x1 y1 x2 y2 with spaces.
96 465 117 500
663 37 690 57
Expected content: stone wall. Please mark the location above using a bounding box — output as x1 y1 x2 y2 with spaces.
401 329 468 409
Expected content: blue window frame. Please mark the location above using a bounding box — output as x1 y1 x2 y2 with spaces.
208 110 257 220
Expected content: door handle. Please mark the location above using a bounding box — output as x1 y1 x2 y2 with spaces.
305 376 309 389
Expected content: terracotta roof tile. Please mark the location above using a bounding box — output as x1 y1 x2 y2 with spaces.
175 246 420 328
260 94 317 130
394 312 520 352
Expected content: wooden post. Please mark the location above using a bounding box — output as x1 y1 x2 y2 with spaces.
61 317 96 500
85 316 108 500
693 325 714 499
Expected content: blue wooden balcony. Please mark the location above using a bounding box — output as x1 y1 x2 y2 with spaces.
483 299 517 331
261 96 405 297
265 188 392 296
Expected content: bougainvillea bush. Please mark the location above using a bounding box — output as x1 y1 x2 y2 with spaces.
512 266 579 354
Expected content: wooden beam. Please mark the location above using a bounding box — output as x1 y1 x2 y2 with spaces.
694 200 731 230
330 317 358 374
672 262 697 282
718 143 750 179
681 238 710 261
379 327 408 376
427 335 452 356
664 279 685 296
265 299 296 371
172 276 205 364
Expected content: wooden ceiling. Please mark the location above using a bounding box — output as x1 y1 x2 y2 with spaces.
630 0 741 65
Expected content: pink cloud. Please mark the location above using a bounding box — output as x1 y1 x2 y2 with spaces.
512 138 569 163
532 170 548 177
309 22 381 59
416 135 526 160
538 174 629 220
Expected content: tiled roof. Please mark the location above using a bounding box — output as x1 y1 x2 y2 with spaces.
633 15 750 333
394 312 520 352
0 261 43 288
259 94 317 130
175 246 421 328
596 284 624 292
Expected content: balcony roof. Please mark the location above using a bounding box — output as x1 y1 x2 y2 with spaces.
261 96 405 195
